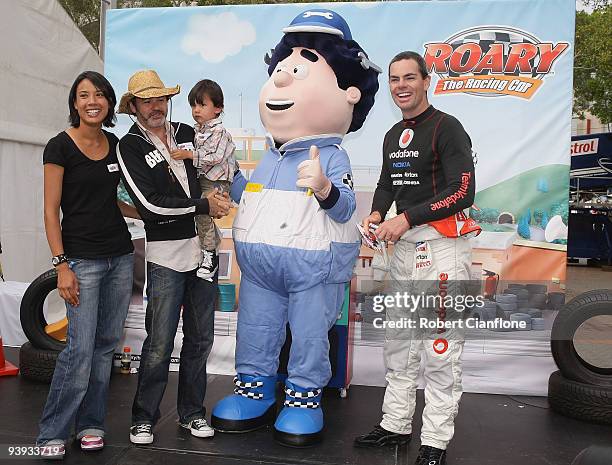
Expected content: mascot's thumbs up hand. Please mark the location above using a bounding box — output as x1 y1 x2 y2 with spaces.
296 145 332 200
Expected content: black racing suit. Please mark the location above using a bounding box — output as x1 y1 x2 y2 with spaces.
371 105 475 228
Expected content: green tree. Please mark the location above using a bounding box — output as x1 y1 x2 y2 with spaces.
573 5 611 124
138 0 174 6
582 0 609 9
59 0 100 50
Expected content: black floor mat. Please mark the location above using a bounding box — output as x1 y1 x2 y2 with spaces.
2 347 612 465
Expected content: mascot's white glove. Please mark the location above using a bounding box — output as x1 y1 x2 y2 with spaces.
296 146 332 200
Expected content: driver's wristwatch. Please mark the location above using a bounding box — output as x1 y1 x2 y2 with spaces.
51 254 68 267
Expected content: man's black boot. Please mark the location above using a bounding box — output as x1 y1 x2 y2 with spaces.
354 425 411 448
415 445 446 465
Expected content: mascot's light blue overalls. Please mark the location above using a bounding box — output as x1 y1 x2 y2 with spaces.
212 134 359 446
212 7 381 447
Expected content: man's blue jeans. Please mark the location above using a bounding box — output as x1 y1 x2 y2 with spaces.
37 253 134 444
131 261 215 425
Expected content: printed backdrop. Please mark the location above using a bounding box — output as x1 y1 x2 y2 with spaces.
104 0 575 393
106 0 574 288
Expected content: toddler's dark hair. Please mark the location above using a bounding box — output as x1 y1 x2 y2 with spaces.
188 79 224 110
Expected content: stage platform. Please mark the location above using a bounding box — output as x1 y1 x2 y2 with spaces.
0 347 610 465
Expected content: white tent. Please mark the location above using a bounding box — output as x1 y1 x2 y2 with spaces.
0 0 103 282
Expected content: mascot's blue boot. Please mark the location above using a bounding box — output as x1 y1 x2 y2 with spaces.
273 381 323 447
211 374 276 432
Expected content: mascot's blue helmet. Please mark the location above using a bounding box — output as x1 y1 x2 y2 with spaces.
282 9 353 40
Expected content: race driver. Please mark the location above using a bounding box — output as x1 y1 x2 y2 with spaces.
354 51 480 465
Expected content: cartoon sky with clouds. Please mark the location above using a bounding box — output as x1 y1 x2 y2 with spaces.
181 12 256 63
106 0 574 192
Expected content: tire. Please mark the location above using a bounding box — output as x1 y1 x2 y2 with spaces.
496 309 514 321
505 288 529 299
527 309 543 318
497 302 517 312
551 289 612 386
484 308 498 321
548 292 566 310
508 283 527 290
19 342 58 383
532 318 546 331
548 371 612 425
510 313 532 331
571 445 612 465
20 269 66 351
517 289 529 299
529 293 548 308
526 284 548 295
496 294 517 305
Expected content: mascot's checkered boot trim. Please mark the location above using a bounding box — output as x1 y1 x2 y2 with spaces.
285 387 322 398
274 381 324 447
283 386 322 409
284 401 320 409
211 374 277 432
234 376 265 399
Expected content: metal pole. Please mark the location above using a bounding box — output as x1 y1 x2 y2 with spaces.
99 0 117 63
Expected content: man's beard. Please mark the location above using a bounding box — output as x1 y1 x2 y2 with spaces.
137 110 166 129
144 112 166 128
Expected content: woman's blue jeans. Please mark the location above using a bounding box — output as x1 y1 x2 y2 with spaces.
37 253 134 444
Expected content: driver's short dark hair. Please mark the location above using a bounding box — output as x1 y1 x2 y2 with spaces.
389 51 428 79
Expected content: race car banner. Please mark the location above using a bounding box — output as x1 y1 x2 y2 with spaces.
106 0 573 298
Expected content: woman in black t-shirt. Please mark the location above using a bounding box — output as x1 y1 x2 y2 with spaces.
37 71 140 458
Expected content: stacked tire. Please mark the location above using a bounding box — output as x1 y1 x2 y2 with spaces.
475 301 497 321
18 269 64 383
526 283 548 309
495 293 517 320
19 342 58 383
504 286 529 309
549 289 612 425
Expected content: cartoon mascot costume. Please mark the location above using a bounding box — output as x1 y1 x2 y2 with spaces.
211 9 380 447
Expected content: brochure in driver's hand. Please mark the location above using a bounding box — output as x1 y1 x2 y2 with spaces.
356 223 385 253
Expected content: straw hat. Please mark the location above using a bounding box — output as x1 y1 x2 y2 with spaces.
118 70 180 115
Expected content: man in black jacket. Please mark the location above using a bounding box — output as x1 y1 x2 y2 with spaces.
354 52 479 465
116 70 231 445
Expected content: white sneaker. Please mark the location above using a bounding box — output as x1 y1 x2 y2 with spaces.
179 417 215 438
130 424 153 444
196 250 218 281
80 435 104 451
